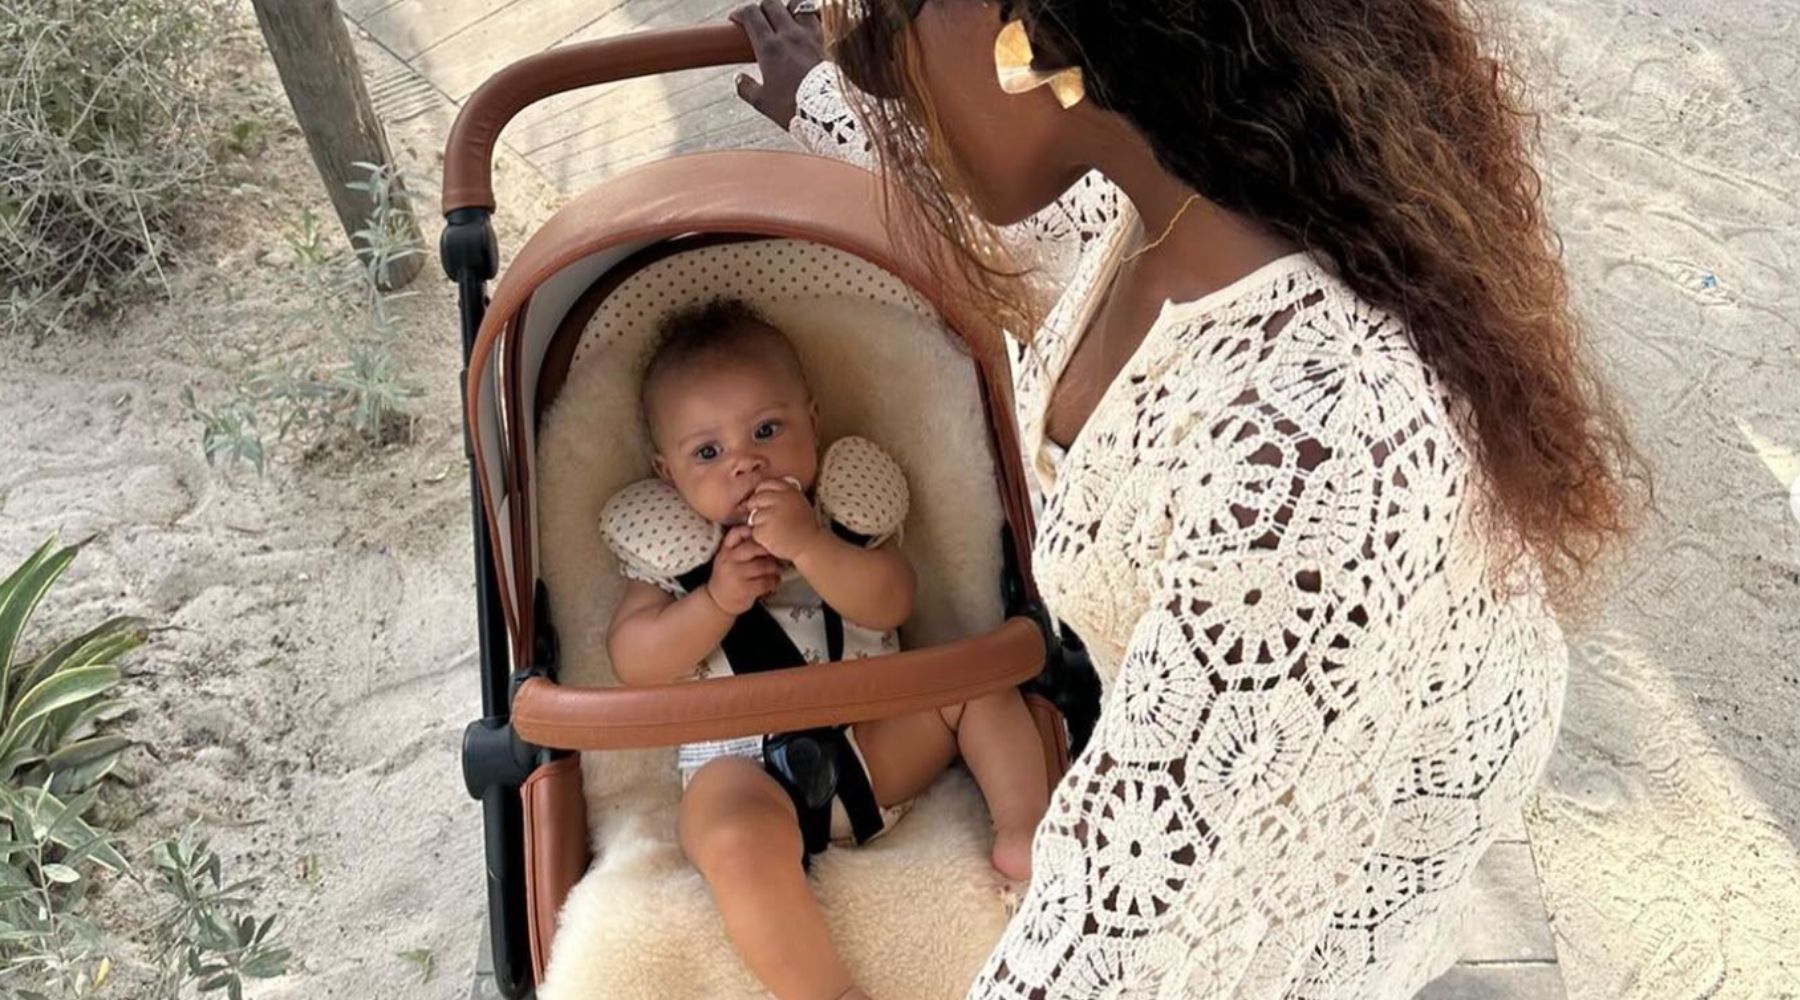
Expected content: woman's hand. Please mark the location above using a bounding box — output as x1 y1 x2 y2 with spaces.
744 478 827 563
706 526 783 614
730 0 825 128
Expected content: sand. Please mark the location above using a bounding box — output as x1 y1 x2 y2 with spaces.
1512 1 1800 996
0 6 556 996
0 0 1795 996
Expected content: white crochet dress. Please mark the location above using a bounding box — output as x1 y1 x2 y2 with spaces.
794 65 1569 999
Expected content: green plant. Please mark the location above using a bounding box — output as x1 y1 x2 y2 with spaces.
146 834 291 1000
0 0 226 338
185 164 422 474
396 947 434 983
0 539 139 805
0 784 122 999
0 539 137 998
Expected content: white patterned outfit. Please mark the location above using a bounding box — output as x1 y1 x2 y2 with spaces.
793 64 1569 998
599 436 910 838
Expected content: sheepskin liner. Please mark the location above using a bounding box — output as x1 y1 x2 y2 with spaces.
535 239 1016 999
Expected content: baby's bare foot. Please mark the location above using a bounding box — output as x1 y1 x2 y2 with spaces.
991 827 1033 882
835 989 874 1000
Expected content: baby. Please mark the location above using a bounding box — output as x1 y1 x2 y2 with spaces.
603 298 1049 1000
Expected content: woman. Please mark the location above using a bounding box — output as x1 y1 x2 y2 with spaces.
731 0 1640 996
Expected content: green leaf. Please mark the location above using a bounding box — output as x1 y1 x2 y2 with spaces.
0 539 77 711
40 863 79 884
397 946 434 983
41 734 131 775
12 616 145 704
30 789 125 872
60 697 132 744
45 785 99 839
7 664 121 732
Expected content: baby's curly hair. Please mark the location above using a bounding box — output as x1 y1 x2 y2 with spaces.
640 298 811 435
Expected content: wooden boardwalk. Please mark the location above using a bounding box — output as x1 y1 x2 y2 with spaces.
329 3 1568 996
343 0 787 197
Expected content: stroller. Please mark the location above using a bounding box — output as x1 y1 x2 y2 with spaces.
444 20 1100 999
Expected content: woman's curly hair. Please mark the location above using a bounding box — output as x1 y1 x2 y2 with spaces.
828 0 1646 610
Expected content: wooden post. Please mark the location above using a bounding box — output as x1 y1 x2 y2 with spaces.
251 0 425 289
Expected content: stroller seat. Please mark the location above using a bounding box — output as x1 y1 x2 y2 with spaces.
532 237 1049 996
443 25 1094 999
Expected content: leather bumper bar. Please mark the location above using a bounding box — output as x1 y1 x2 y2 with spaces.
512 618 1047 750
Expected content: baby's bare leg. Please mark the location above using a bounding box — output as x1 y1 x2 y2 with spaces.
679 757 858 1000
854 689 1049 880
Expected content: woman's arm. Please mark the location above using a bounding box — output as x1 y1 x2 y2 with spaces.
791 60 1119 282
966 546 1412 998
965 371 1432 995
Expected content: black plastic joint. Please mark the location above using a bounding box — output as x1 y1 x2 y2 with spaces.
461 714 537 799
441 208 498 283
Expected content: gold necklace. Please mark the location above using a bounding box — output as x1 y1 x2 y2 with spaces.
1123 194 1204 264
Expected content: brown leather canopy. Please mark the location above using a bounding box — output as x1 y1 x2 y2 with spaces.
466 149 1040 674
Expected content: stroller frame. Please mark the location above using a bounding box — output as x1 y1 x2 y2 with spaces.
441 24 1100 999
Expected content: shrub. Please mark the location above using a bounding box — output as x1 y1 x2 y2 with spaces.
0 0 224 338
185 162 423 474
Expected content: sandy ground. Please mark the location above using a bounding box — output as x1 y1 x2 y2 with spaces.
1516 0 1800 996
0 0 1796 997
0 6 555 997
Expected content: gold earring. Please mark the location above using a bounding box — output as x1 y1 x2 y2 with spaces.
994 20 1086 110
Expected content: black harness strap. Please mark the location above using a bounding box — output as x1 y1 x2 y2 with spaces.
676 557 886 859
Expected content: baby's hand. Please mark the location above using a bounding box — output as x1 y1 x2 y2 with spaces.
706 527 782 615
744 478 825 563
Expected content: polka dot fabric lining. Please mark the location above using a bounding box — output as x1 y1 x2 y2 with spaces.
569 239 937 374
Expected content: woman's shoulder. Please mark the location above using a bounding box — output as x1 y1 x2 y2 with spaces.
1149 253 1456 442
1112 255 1475 558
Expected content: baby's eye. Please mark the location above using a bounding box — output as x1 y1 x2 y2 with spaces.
694 443 721 462
753 420 781 441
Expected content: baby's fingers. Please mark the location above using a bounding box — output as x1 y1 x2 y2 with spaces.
740 556 784 580
728 539 773 562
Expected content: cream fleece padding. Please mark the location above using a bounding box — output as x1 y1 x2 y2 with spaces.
534 242 1013 999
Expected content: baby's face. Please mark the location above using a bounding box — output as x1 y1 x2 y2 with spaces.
649 358 819 526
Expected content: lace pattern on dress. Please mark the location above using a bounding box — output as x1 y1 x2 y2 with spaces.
788 63 1567 999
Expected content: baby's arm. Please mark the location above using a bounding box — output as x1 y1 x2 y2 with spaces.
744 480 915 632
794 535 915 633
608 529 783 686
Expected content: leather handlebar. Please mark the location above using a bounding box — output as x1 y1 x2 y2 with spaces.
443 24 754 214
511 618 1047 750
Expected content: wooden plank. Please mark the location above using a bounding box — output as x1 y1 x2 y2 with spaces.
554 115 786 193
413 0 625 99
496 0 741 154
253 0 425 288
337 0 403 21
509 63 737 156
1456 844 1558 964
1417 964 1567 1000
528 73 742 168
1494 807 1529 844
356 0 522 60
